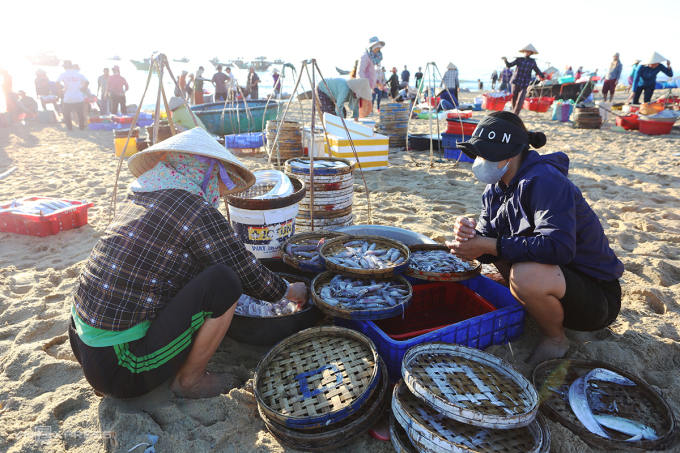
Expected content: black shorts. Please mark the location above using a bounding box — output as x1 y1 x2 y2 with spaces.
69 264 242 399
558 265 621 332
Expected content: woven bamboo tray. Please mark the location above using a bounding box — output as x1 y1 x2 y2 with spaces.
392 380 548 453
319 235 411 279
285 157 355 177
297 206 353 220
390 414 419 453
402 343 539 429
405 244 482 282
281 231 349 273
254 326 381 429
259 357 389 452
532 359 678 451
296 213 354 228
311 271 413 320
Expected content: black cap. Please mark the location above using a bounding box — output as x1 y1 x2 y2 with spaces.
457 116 529 162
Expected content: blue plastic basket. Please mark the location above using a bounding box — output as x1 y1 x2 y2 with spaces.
444 148 475 163
224 132 265 149
88 123 121 131
441 132 471 149
335 276 525 382
136 119 154 127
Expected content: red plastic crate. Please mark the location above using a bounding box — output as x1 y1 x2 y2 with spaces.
113 115 135 124
616 114 639 130
0 197 94 237
374 282 496 340
639 120 674 136
447 111 473 120
445 119 477 136
482 94 510 111
524 97 554 113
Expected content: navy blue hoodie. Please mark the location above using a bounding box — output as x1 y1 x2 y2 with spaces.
476 150 624 281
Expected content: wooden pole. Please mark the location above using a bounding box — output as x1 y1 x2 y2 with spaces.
310 59 316 232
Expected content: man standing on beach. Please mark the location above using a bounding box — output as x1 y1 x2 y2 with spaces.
602 53 622 102
107 65 129 115
502 44 544 115
401 65 410 88
247 67 260 100
57 60 88 131
97 68 109 115
499 67 513 92
415 67 423 89
386 67 399 99
225 67 235 99
211 65 228 102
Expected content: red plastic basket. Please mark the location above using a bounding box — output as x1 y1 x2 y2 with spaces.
524 97 554 113
482 94 510 111
639 119 674 136
445 119 477 136
616 114 639 130
447 111 473 120
373 282 496 340
0 197 94 237
113 115 135 124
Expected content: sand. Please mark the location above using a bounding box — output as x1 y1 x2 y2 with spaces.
1 89 679 453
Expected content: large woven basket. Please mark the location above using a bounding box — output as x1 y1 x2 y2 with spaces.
254 326 381 429
260 358 389 452
402 343 539 429
311 271 413 321
319 235 411 278
392 380 548 453
405 244 482 282
390 414 419 453
280 231 349 273
285 157 355 177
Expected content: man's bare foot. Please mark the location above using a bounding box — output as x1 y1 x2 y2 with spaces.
527 334 569 368
169 372 242 399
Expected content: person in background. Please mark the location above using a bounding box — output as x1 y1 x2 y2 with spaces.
247 67 260 100
450 111 624 367
97 68 110 115
627 60 640 93
575 66 583 81
317 78 371 119
272 68 281 99
502 44 545 115
168 97 207 131
18 91 38 117
401 65 410 88
564 66 573 77
415 67 423 89
175 70 188 98
602 53 622 102
491 70 498 90
185 73 194 105
499 67 513 92
35 69 51 106
439 62 459 109
478 79 484 90
194 67 206 105
358 37 384 93
41 80 62 113
632 52 672 105
107 65 128 115
57 60 88 130
385 67 399 100
211 66 228 102
373 64 385 112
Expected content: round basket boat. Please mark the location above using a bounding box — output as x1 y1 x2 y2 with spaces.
225 271 322 346
532 359 678 451
404 244 482 282
401 343 539 429
259 357 389 452
254 326 381 429
312 271 413 320
390 414 419 453
225 174 306 210
280 231 350 273
392 380 549 453
319 235 411 278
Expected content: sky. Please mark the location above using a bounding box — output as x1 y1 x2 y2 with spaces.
2 0 678 82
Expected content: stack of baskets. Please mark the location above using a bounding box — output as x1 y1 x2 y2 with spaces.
571 106 602 129
284 157 354 232
266 120 303 160
391 343 551 453
375 103 409 148
254 326 389 451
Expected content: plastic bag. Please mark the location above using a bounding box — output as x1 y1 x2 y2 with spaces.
252 170 293 199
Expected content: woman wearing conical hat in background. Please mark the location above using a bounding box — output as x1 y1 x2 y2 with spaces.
631 52 673 105
439 62 460 110
356 36 385 117
69 128 308 399
502 44 545 115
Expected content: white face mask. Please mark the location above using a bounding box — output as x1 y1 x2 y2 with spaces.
472 158 509 185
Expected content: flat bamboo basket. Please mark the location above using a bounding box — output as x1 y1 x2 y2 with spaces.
390 414 420 453
285 157 355 177
392 380 548 453
296 213 354 228
319 235 411 279
281 231 349 273
296 206 353 220
311 271 413 320
401 343 539 429
404 244 482 282
259 358 389 452
254 326 380 429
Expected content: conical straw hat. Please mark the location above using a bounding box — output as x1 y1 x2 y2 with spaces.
645 52 667 65
519 44 538 55
346 78 372 101
128 128 256 194
447 62 457 70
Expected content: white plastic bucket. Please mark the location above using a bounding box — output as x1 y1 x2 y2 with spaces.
228 203 299 258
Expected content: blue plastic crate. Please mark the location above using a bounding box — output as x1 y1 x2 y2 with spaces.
335 275 525 382
136 119 154 127
444 148 475 163
88 122 121 131
224 133 265 149
441 132 471 149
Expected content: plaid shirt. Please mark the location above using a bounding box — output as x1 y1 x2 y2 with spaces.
505 57 544 88
74 189 288 331
440 69 459 90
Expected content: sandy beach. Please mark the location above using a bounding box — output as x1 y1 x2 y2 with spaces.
1 89 679 453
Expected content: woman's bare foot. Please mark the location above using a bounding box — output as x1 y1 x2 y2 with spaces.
169 372 242 399
527 334 569 368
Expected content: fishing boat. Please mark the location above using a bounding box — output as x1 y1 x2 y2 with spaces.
251 57 272 72
273 59 284 65
336 67 350 75
26 52 60 66
529 80 594 102
107 55 121 61
230 58 248 70
209 57 230 67
174 57 190 63
131 59 151 71
190 100 280 135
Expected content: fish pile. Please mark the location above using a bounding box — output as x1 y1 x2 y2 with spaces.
318 274 409 309
551 367 659 442
409 250 475 273
325 240 405 270
0 199 73 215
235 294 307 317
284 237 326 265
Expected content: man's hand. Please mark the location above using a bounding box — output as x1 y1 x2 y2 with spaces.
445 236 496 262
286 282 309 307
454 216 477 242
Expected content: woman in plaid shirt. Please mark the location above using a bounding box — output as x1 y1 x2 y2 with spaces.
69 128 308 399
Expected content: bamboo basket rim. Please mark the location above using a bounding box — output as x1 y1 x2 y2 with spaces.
390 414 420 453
405 244 483 282
319 235 411 279
285 157 356 176
280 231 349 273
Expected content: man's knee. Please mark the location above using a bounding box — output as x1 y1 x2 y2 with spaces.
509 262 561 298
205 264 242 298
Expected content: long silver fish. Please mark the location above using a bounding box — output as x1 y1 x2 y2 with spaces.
593 415 658 441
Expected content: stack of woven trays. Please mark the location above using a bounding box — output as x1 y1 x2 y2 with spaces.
254 326 389 451
376 103 409 148
391 343 551 453
571 106 602 129
267 120 303 160
284 157 355 232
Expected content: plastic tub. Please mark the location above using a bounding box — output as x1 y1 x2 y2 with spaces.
616 114 639 130
225 132 265 149
335 225 436 245
0 197 94 237
639 119 674 135
115 137 138 157
482 95 507 111
558 75 575 84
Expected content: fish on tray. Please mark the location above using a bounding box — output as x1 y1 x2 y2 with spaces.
409 250 475 273
326 240 405 270
284 237 326 265
235 293 308 317
318 274 409 309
